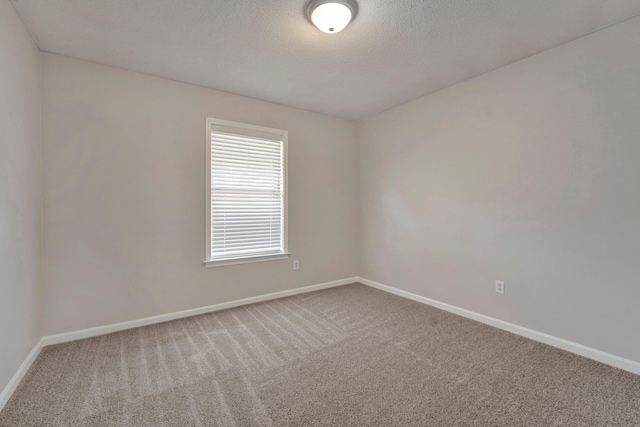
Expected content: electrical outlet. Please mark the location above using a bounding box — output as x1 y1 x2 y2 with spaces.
293 260 299 270
495 280 505 294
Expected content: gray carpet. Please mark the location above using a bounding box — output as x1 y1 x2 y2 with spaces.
1 283 639 426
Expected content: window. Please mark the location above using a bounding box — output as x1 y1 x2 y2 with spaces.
204 118 289 267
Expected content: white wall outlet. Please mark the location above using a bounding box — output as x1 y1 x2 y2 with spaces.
496 280 505 294
293 260 299 270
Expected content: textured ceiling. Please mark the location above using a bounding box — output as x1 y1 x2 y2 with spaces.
11 0 640 119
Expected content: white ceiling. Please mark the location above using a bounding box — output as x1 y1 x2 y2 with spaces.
11 0 640 120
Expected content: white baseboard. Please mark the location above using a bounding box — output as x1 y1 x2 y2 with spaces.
42 277 358 346
357 277 640 376
0 338 44 412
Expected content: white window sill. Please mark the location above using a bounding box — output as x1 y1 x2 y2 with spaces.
203 252 291 268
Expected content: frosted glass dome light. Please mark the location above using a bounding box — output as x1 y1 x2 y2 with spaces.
306 0 358 34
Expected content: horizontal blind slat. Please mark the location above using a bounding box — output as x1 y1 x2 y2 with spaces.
211 181 281 188
210 248 282 260
211 157 281 168
211 219 281 225
211 171 281 180
211 151 281 163
210 211 282 217
211 143 281 156
211 242 281 251
211 131 282 146
212 238 280 247
212 211 280 218
212 201 281 207
212 238 281 247
211 224 280 230
212 188 281 195
212 232 282 240
211 137 280 151
211 218 281 223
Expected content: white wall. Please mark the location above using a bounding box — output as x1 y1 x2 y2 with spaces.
359 16 640 362
41 54 358 335
0 1 41 392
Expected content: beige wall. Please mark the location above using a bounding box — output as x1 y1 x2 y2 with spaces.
359 16 640 362
41 54 358 335
0 1 41 392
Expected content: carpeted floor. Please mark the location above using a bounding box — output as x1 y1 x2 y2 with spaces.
1 283 639 426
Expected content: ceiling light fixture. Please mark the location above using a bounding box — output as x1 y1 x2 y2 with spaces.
306 0 358 34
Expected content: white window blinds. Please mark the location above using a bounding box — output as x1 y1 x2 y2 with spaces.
206 118 288 265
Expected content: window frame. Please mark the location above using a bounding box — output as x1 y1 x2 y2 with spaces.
204 117 289 268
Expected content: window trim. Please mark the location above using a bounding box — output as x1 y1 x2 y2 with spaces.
204 117 289 268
